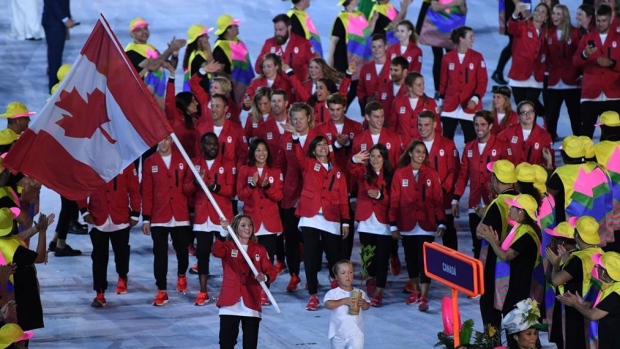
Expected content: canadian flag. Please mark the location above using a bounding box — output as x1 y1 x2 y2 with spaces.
3 15 172 200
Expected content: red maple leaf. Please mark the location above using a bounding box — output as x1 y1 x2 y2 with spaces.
55 87 116 144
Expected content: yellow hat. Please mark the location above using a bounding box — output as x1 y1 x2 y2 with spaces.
129 17 149 32
561 135 585 159
531 164 548 195
597 111 620 127
215 14 241 36
544 222 575 239
0 102 36 119
0 323 24 348
579 136 595 159
187 24 214 44
601 252 620 282
338 0 348 5
570 216 600 245
487 160 517 184
505 194 538 221
56 64 72 81
0 207 20 237
515 163 535 183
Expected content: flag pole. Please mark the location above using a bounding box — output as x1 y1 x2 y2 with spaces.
169 133 281 313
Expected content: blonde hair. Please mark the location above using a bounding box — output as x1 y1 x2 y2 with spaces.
554 5 572 42
212 76 232 96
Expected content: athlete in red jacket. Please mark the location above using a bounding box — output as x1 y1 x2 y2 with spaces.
376 56 408 130
357 34 392 110
387 20 423 73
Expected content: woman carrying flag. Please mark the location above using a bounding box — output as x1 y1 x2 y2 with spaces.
368 0 412 45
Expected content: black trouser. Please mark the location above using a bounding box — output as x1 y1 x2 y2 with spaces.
195 231 218 276
432 47 448 92
495 35 514 75
275 233 286 265
301 226 342 295
546 88 582 139
511 86 545 117
90 227 130 292
359 232 392 288
441 117 476 144
219 315 261 349
345 80 363 116
402 235 434 283
480 291 502 330
57 196 78 240
280 207 301 276
442 214 458 251
580 100 620 138
415 1 431 35
468 213 482 259
257 234 277 262
341 207 355 260
43 23 67 92
151 226 193 290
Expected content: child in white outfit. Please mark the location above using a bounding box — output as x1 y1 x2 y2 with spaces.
324 259 370 349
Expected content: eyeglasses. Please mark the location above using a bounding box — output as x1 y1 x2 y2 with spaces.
519 110 535 116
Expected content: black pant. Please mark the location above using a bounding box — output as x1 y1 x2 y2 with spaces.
341 207 355 260
441 117 476 144
57 196 78 240
43 23 67 92
442 214 458 251
359 232 392 288
511 86 545 117
480 291 502 330
468 213 482 259
151 226 192 290
257 234 277 262
546 88 582 139
301 226 342 295
275 233 286 265
196 231 216 276
90 227 130 292
402 235 434 283
432 47 448 92
280 207 301 275
580 100 620 138
415 1 431 35
345 80 360 113
495 35 514 75
219 315 261 349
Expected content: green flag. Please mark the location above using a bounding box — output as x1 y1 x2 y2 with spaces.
359 0 375 19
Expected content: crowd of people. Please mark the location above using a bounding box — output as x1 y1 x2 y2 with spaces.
3 0 620 348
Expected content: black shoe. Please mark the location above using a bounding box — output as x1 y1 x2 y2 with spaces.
67 222 88 235
491 71 508 85
54 244 82 257
48 241 56 252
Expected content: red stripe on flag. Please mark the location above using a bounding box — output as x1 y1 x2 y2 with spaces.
5 129 106 201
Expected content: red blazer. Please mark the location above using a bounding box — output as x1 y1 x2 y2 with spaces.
426 136 460 210
255 117 288 170
243 74 293 111
213 239 277 312
237 165 284 233
183 156 235 226
78 164 141 226
357 60 391 106
492 110 519 135
315 118 363 190
196 119 248 170
389 165 446 232
573 30 620 99
348 162 390 224
189 70 241 125
453 135 512 209
244 113 271 140
351 129 404 168
278 128 322 209
254 33 317 83
376 82 407 130
498 124 555 167
165 79 200 158
439 49 488 113
392 95 441 145
141 150 191 224
545 26 581 86
386 42 423 73
293 140 350 223
507 18 547 82
287 71 351 104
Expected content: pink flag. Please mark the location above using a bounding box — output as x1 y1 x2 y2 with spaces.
3 14 173 200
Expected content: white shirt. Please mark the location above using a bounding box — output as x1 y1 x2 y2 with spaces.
374 63 384 75
423 139 434 153
400 45 407 55
393 83 401 97
409 97 419 110
477 142 487 154
267 79 274 87
323 287 370 339
497 112 506 124
161 154 172 169
213 125 223 137
457 52 465 64
522 128 532 142
371 133 380 145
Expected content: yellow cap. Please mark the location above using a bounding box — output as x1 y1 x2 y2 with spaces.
504 194 538 221
597 111 620 127
602 252 620 281
531 164 548 195
215 14 241 36
571 216 601 245
487 159 517 184
0 207 20 237
544 222 575 239
338 0 348 5
56 64 72 81
187 24 214 44
0 102 36 119
579 136 595 159
561 135 585 159
515 163 535 183
129 17 149 32
0 323 24 348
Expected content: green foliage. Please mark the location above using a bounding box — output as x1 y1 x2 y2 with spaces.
435 319 503 349
359 244 376 281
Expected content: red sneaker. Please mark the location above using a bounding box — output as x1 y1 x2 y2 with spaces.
405 291 420 305
176 275 188 293
261 290 271 306
194 291 209 306
366 278 377 296
116 277 128 295
390 254 401 276
152 290 169 306
274 260 286 275
305 295 320 311
402 280 414 294
418 297 429 312
189 262 199 275
286 274 301 292
91 292 106 308
370 293 382 307
188 244 197 256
